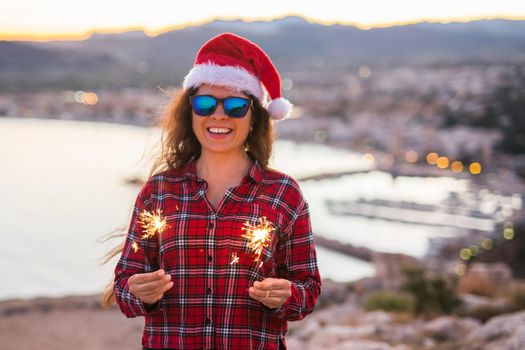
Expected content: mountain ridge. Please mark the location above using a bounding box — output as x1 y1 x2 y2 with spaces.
0 16 524 90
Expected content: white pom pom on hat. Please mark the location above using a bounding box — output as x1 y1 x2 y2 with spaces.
182 32 293 120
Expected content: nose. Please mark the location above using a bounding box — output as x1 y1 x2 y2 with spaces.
210 101 228 120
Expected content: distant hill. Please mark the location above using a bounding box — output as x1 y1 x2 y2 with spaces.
1 16 524 91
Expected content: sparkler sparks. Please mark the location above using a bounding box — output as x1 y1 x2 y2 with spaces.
241 216 274 263
230 252 240 265
138 209 168 239
131 241 140 253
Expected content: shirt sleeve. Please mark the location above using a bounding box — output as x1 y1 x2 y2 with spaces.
113 183 161 318
273 199 322 321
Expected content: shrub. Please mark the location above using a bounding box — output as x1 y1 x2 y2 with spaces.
402 268 462 316
364 291 415 313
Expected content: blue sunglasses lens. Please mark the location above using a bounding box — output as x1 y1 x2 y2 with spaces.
191 95 250 118
223 97 250 118
192 95 217 116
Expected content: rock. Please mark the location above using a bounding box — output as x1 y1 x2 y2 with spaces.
460 293 508 311
468 263 512 287
284 337 304 350
506 325 525 350
333 339 407 350
289 318 321 341
312 301 362 325
375 323 421 345
318 279 352 307
306 324 377 349
457 262 512 297
360 311 393 326
422 315 479 341
467 310 525 342
372 253 424 290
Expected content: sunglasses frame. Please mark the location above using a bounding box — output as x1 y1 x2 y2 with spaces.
189 94 253 118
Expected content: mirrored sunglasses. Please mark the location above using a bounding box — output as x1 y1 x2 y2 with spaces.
189 95 252 118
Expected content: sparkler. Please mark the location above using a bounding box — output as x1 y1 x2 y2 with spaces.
137 209 169 239
230 252 240 265
241 216 274 263
131 241 140 253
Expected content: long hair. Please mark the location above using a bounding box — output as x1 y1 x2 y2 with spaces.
101 87 275 308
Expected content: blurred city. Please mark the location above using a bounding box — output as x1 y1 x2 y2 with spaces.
1 14 525 350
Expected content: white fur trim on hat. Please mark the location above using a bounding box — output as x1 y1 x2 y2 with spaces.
183 63 265 101
267 97 293 120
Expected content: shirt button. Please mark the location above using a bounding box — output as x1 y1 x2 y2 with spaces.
208 255 213 262
209 222 214 229
205 318 211 324
207 288 212 294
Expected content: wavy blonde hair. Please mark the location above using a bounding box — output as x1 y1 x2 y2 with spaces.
101 87 275 308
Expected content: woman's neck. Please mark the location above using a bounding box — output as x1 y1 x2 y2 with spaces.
196 150 252 185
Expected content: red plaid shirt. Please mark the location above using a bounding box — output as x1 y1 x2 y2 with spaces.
114 160 321 350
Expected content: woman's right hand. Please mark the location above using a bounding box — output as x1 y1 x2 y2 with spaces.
127 269 174 305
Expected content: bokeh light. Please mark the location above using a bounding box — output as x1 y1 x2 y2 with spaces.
451 160 464 172
362 153 375 165
469 162 482 175
481 238 493 250
436 156 449 169
404 150 418 163
459 248 472 260
358 65 372 79
426 152 439 165
503 227 515 240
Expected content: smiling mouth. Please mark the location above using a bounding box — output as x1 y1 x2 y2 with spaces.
207 127 232 135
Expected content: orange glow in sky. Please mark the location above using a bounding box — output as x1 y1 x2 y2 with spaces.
1 0 524 41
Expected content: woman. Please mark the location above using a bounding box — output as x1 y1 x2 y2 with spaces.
107 32 321 350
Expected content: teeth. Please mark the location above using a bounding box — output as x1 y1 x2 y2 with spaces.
208 127 232 134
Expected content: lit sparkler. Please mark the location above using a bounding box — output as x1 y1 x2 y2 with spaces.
241 216 274 263
230 252 240 265
138 209 169 239
131 241 140 253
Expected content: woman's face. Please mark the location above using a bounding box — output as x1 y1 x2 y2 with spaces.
192 84 253 157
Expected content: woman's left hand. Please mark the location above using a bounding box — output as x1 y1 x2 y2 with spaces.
249 278 292 309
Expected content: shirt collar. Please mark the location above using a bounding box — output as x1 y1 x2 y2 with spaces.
177 157 263 184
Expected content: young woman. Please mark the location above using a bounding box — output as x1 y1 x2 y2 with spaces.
107 32 321 350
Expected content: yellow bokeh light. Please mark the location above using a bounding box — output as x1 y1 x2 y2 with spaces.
469 245 479 256
503 227 515 240
426 152 439 165
459 248 472 260
451 161 464 172
404 150 418 163
469 162 482 175
436 156 449 169
481 238 493 250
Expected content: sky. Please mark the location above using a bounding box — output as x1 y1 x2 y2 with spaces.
1 0 525 40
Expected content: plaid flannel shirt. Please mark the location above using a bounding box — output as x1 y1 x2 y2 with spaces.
114 159 321 350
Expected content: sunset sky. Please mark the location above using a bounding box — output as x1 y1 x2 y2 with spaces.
1 0 524 41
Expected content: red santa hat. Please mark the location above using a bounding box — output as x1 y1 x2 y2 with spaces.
183 32 293 120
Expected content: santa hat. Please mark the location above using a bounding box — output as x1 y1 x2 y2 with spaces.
183 32 293 120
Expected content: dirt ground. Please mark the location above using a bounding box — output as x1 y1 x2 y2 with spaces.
0 295 144 350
